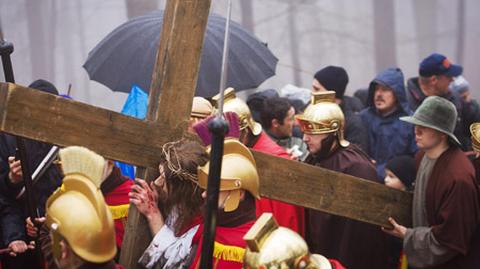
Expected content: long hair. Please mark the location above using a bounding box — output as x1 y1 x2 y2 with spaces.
159 139 208 234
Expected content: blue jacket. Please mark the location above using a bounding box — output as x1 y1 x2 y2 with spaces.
360 68 417 180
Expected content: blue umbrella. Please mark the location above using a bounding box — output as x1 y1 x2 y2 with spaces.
83 10 278 97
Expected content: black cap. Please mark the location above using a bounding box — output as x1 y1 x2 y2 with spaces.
28 79 59 95
313 66 349 99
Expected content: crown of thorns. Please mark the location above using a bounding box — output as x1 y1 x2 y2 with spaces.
161 140 199 185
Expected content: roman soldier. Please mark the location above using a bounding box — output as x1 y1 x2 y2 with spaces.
189 97 213 133
45 160 118 268
212 88 304 235
243 213 345 269
189 139 260 269
296 91 389 269
470 123 480 182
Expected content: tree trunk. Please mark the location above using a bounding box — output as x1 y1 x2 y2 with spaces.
373 0 397 72
47 0 56 83
413 0 437 58
456 0 466 65
125 0 158 19
25 0 48 80
240 0 255 33
288 2 301 86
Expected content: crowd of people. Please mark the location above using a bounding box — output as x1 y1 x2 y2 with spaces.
0 52 480 269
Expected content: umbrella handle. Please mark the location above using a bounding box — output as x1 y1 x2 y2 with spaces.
200 117 229 269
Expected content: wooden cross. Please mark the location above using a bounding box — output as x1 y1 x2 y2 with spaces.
0 0 412 268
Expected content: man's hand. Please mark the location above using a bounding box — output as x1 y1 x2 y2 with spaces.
130 179 165 235
382 217 407 239
8 156 23 184
26 217 46 238
8 240 35 257
129 179 162 221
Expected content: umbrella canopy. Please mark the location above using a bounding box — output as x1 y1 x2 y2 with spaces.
83 10 278 97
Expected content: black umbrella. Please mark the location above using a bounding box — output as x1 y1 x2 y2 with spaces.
83 10 278 96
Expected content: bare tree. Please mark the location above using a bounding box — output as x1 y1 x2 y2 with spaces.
125 0 158 19
413 0 437 58
456 0 466 65
76 0 89 99
240 0 255 33
373 0 397 72
288 2 301 86
46 0 57 82
25 0 48 80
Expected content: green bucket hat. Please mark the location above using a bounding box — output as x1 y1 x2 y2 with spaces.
400 96 460 145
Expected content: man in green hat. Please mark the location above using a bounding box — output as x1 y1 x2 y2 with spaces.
383 96 480 269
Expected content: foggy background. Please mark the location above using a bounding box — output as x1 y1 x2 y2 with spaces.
0 0 478 112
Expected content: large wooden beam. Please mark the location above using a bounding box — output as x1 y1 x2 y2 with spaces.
0 82 162 168
253 151 412 228
0 85 412 229
121 0 212 268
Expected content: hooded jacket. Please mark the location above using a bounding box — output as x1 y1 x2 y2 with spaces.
360 68 417 179
407 77 480 151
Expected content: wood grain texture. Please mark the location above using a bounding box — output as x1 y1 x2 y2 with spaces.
121 0 212 268
0 82 412 229
0 82 162 168
0 81 412 229
252 150 413 228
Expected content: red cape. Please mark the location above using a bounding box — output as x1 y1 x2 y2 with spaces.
104 179 133 249
252 131 305 236
189 221 255 269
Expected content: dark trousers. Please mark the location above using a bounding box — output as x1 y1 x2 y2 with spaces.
1 250 44 269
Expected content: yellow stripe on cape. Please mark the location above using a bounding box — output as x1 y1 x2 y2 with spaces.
212 241 245 263
108 204 130 220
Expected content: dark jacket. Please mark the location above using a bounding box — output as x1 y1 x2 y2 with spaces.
360 68 417 179
304 144 389 269
0 133 63 247
407 77 480 151
340 97 368 152
414 147 480 269
342 95 364 113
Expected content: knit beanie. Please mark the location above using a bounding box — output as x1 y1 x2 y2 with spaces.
28 79 59 95
313 66 349 99
385 155 416 189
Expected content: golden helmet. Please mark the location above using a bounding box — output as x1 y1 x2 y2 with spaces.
295 91 349 148
191 96 213 120
470 123 480 153
243 213 332 269
46 175 116 264
197 139 260 212
212 88 262 136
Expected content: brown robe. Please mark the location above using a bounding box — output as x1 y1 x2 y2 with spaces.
78 261 119 269
414 147 480 269
304 144 390 269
